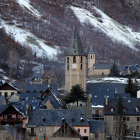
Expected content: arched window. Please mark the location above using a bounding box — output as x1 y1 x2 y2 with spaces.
81 56 82 63
73 56 76 63
67 57 69 63
81 64 82 70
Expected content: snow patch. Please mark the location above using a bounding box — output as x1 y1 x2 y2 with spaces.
71 6 140 50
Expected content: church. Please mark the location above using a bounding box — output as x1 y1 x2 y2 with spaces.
65 25 114 93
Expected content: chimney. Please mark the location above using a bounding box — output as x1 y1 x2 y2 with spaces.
105 97 108 105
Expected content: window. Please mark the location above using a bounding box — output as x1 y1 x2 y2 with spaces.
73 56 76 63
81 56 82 63
137 117 140 121
127 117 130 121
67 64 69 70
123 117 126 121
0 92 1 96
136 107 139 112
110 107 114 112
84 129 87 133
91 55 92 59
113 116 116 121
67 57 69 63
81 64 82 70
39 127 43 132
95 132 98 138
5 92 7 97
77 129 80 133
137 126 140 130
11 92 14 96
7 115 12 119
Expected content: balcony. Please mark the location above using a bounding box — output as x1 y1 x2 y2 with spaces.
1 118 22 122
28 131 36 136
92 114 104 118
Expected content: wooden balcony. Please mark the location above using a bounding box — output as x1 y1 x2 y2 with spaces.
92 114 104 118
1 118 22 122
28 131 36 136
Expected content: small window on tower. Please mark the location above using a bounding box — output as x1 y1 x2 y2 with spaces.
67 64 69 70
91 55 92 59
67 57 69 63
73 56 76 63
81 64 82 70
81 56 82 63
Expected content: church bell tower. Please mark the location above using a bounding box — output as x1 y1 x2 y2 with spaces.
65 25 87 93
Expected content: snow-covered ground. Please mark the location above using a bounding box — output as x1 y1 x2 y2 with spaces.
71 6 140 50
17 0 41 17
87 77 140 84
0 19 58 59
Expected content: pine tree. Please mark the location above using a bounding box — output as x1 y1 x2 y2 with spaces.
63 84 88 106
125 75 135 97
109 63 119 77
113 95 127 140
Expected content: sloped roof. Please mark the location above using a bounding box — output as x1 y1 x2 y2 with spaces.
89 120 105 133
0 96 6 105
104 98 140 115
0 83 20 92
27 109 89 127
66 25 85 56
42 89 62 109
89 44 95 54
87 83 125 94
93 64 112 69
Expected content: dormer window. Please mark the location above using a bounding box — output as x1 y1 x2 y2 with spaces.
136 107 139 112
124 106 126 112
110 106 114 112
94 94 97 97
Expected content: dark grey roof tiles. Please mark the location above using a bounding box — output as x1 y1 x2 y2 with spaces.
66 25 85 56
27 109 89 126
89 120 105 133
104 98 140 115
0 96 5 105
0 105 9 114
93 64 112 69
87 83 125 94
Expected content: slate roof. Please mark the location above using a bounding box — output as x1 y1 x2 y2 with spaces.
27 109 89 127
87 83 126 94
19 92 45 109
66 25 85 56
42 89 62 109
2 125 24 139
0 105 9 114
11 83 23 91
25 84 59 97
93 64 112 69
25 84 49 93
89 120 105 133
104 98 140 115
92 89 115 106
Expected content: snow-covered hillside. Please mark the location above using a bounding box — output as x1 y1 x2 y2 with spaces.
71 6 140 50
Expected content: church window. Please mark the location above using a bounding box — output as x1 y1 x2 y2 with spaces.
67 64 69 70
91 55 92 59
81 56 82 63
81 64 82 70
73 56 76 63
67 57 69 63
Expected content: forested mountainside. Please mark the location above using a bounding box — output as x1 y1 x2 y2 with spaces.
1 0 140 81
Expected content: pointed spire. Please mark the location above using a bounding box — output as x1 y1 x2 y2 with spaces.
66 24 85 56
89 44 94 54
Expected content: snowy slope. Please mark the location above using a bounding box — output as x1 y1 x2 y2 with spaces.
71 6 140 50
0 19 58 59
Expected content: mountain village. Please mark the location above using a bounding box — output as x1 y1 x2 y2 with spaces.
0 24 140 140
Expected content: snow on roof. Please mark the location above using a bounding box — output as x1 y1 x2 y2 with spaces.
91 105 104 108
71 6 140 50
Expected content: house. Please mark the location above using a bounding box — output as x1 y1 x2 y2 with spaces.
0 83 20 98
104 98 140 138
25 71 57 85
26 109 89 140
0 104 29 127
88 120 105 140
124 64 140 75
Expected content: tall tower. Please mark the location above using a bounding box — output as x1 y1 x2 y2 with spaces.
65 25 87 93
88 44 95 76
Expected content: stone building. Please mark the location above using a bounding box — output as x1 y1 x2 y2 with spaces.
65 25 86 93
